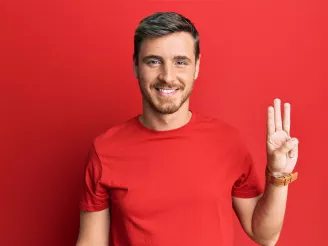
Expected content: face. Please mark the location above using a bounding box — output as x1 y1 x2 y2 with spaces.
134 32 200 114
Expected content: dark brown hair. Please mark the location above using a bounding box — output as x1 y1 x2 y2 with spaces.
133 12 200 65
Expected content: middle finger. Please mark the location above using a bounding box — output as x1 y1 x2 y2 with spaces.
274 98 282 131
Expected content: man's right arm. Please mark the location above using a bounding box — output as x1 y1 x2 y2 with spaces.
76 209 110 246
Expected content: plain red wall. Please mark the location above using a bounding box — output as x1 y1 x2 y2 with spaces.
1 0 327 245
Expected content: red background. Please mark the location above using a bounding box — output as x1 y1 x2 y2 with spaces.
1 0 327 245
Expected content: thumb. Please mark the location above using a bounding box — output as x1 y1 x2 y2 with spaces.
277 138 299 155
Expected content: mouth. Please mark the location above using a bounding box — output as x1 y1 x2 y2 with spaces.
155 88 179 96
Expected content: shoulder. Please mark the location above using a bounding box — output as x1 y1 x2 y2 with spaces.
92 115 139 153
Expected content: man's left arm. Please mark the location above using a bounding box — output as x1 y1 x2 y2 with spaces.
232 184 288 246
232 98 300 246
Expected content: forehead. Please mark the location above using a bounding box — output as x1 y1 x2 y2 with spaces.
139 32 195 58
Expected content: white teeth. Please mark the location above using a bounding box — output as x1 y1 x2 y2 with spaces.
159 89 176 93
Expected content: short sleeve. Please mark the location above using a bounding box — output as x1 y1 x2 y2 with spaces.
231 134 264 198
79 144 110 211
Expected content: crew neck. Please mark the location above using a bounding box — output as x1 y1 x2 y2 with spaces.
134 110 198 134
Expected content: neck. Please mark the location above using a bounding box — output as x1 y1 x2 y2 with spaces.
139 100 192 131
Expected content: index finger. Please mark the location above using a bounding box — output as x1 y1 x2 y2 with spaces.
267 106 275 137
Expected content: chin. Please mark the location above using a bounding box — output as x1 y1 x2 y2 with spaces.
158 108 180 114
152 103 181 114
142 90 190 114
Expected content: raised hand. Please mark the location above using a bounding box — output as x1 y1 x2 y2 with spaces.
266 98 299 176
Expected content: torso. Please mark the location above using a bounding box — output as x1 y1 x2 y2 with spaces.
95 112 243 246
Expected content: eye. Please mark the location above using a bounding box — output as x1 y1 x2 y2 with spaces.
176 61 187 66
147 60 161 65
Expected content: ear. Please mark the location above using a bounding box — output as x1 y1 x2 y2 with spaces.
133 63 138 78
133 55 138 79
194 54 201 80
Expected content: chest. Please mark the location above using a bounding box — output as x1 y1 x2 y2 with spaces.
102 137 238 218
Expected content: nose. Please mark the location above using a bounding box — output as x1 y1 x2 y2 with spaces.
158 63 176 84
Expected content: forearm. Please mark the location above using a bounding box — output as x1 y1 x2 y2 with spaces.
252 182 288 245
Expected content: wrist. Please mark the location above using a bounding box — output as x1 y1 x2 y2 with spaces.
265 167 298 186
266 166 291 178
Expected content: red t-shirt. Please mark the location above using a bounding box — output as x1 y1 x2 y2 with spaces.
79 111 263 246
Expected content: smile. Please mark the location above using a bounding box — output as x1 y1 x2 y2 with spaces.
155 88 179 96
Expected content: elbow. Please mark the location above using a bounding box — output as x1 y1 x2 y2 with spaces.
252 238 278 246
251 221 281 245
252 234 280 246
262 240 279 246
249 227 280 246
262 241 277 246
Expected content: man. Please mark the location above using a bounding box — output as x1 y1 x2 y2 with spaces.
76 12 299 246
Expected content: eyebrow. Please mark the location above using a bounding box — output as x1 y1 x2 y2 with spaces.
142 55 163 62
142 55 192 63
174 56 192 62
